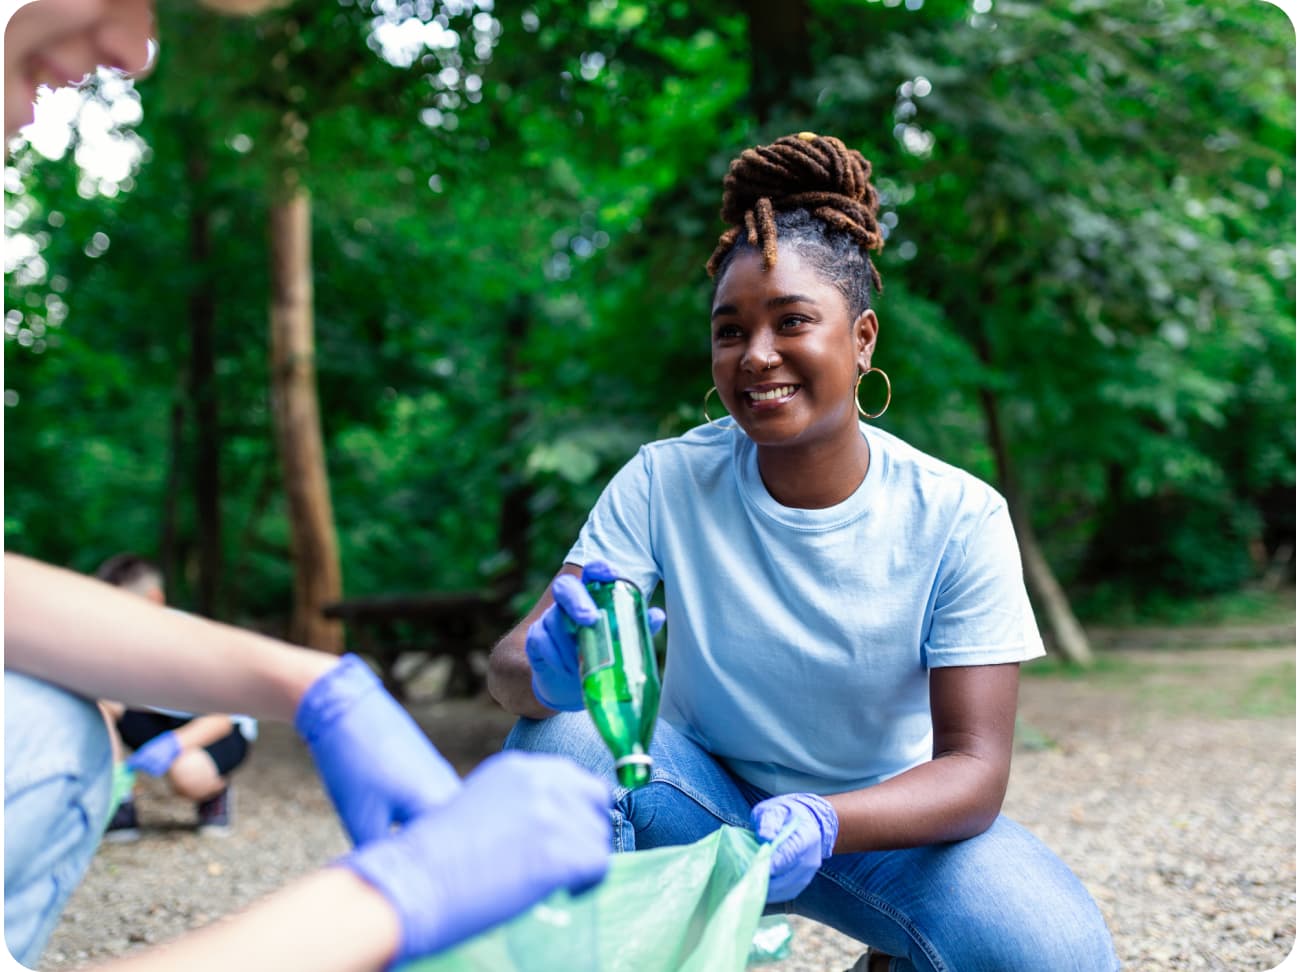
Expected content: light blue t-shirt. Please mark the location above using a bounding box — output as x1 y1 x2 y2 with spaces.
566 419 1044 797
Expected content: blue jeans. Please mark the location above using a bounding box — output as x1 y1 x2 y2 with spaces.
506 713 1120 972
5 672 113 968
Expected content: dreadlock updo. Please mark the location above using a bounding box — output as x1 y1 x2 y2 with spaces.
706 132 884 319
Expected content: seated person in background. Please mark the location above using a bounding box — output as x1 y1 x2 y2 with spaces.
96 554 257 839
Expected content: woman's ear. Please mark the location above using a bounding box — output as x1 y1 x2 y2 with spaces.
853 310 879 371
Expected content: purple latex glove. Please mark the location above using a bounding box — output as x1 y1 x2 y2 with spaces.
341 751 613 965
524 560 665 711
126 731 181 777
751 792 839 903
295 654 462 845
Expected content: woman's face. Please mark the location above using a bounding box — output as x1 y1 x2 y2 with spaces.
4 0 154 138
710 244 877 449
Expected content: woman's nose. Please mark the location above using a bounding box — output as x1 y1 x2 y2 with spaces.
741 344 780 373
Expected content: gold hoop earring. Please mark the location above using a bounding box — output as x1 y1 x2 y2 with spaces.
855 367 891 420
703 386 727 427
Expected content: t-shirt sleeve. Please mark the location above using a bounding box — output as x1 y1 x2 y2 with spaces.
922 501 1046 668
565 447 662 597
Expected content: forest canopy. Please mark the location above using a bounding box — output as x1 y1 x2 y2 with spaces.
4 0 1294 644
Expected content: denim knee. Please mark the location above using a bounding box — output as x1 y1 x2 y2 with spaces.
807 816 1118 972
504 712 617 777
5 672 113 966
944 820 1119 972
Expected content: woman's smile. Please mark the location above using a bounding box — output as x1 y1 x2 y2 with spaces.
744 383 802 408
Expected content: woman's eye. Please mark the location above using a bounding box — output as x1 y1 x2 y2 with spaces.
713 323 741 340
779 316 809 330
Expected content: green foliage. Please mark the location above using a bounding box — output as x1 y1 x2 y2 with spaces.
798 0 1295 598
3 0 1294 622
1080 488 1262 597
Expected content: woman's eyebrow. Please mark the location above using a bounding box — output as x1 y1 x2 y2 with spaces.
767 293 819 308
711 293 819 318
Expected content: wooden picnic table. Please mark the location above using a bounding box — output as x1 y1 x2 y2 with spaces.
322 589 516 700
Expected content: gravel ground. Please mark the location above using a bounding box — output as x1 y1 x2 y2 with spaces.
42 642 1295 972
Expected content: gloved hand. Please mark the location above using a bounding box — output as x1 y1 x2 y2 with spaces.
525 560 665 711
341 751 613 964
751 792 839 903
296 654 462 845
126 731 182 777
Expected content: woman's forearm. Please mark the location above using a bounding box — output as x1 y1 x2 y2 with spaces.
486 596 562 719
827 663 1019 853
4 554 334 722
91 868 399 972
486 564 585 719
825 749 1008 853
486 623 554 719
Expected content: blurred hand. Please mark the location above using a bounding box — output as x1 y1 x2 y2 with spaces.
525 560 665 711
126 731 181 777
751 792 839 903
341 751 613 962
295 654 462 845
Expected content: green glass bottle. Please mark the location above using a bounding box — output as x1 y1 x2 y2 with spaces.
575 577 661 789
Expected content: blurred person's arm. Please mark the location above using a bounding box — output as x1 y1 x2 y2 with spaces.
5 554 333 720
84 751 614 972
87 869 402 972
5 553 463 842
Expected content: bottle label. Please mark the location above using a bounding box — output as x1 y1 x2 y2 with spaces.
579 622 616 674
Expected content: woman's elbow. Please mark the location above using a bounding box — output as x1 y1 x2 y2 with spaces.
944 752 1010 840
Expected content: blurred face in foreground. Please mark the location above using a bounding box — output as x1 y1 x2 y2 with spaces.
4 0 154 137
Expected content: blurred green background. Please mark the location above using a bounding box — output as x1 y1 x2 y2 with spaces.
3 0 1294 648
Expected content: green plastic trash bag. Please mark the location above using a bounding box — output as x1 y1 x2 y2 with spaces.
400 825 773 972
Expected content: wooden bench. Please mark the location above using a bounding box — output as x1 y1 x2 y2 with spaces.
322 590 516 700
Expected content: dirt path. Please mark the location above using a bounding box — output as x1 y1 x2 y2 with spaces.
43 644 1296 971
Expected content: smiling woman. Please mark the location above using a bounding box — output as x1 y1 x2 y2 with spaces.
490 132 1121 972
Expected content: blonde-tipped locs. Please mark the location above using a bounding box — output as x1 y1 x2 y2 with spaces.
706 132 884 295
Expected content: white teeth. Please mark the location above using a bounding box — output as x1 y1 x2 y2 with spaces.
749 385 796 402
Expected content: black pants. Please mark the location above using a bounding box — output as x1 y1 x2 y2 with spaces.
117 710 249 776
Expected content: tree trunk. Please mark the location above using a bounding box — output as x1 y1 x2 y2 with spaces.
1014 512 1094 666
268 189 344 651
159 386 184 594
187 149 222 618
977 382 1094 667
495 300 533 599
740 0 812 123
